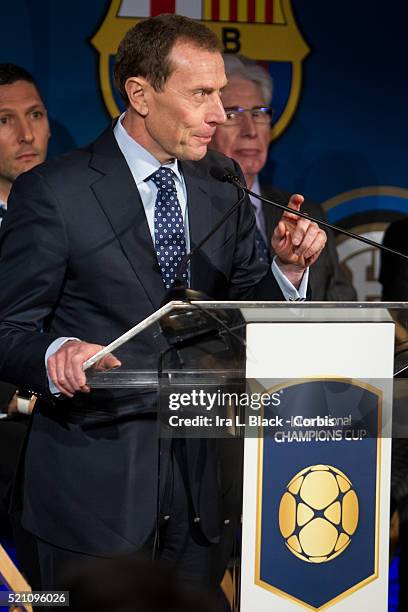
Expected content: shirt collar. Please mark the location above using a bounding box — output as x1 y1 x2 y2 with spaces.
249 175 261 211
114 112 183 186
251 175 260 196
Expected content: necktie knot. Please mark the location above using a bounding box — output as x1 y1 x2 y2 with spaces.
149 167 177 193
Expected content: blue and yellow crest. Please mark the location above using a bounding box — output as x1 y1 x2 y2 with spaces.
91 0 309 140
256 378 381 610
322 186 408 300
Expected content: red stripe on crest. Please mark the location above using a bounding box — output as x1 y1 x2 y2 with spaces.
151 0 175 16
230 0 238 21
247 0 256 22
212 0 220 20
266 0 274 23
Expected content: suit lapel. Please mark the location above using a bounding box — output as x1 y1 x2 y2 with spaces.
180 160 215 290
89 129 166 310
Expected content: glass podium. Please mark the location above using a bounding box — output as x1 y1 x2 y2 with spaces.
82 301 407 612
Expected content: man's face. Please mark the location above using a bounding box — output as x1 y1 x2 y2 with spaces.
135 41 227 163
209 76 270 187
0 80 50 192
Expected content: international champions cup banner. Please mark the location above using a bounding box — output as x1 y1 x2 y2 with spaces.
255 379 381 610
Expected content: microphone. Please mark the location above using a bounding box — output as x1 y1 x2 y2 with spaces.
209 165 230 183
162 174 246 304
214 168 408 263
159 166 247 345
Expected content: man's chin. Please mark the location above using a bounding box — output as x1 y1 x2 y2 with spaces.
178 144 208 162
16 158 42 175
236 159 262 179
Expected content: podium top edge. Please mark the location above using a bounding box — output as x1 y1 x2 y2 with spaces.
168 301 408 309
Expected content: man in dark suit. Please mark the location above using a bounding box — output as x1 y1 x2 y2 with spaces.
0 15 326 595
0 64 49 540
209 54 356 301
380 218 408 301
379 218 408 612
0 63 50 413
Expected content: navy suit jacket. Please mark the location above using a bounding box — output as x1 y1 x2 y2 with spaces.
0 128 283 555
380 218 408 300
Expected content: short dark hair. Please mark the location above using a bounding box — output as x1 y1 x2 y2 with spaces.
0 63 37 88
114 13 221 103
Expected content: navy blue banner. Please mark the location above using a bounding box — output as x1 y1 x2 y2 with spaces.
257 379 380 609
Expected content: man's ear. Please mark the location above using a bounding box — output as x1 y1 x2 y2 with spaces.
125 77 149 116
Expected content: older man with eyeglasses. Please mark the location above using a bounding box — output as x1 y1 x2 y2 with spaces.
210 54 356 300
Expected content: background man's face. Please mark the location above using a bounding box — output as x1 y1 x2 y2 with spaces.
139 41 227 163
210 76 270 188
0 80 50 188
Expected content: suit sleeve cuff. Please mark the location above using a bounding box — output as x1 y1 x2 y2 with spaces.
45 337 80 395
271 257 309 301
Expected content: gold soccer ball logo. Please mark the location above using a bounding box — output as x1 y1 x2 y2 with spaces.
278 464 359 563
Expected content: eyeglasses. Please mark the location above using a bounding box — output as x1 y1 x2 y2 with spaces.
223 106 274 125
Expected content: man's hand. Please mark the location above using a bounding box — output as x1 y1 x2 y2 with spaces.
47 340 121 397
271 194 327 288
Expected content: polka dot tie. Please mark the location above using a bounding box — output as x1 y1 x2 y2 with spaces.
149 167 187 289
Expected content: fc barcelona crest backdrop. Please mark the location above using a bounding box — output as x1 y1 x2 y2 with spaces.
1 0 407 298
91 0 309 141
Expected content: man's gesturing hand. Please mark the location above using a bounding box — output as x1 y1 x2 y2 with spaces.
271 194 327 286
47 340 121 397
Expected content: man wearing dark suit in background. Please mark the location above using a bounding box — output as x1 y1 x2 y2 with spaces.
209 54 356 301
0 63 50 413
0 15 326 598
0 63 49 536
379 218 408 612
380 218 408 301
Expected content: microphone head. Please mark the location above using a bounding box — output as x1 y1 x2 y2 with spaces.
209 166 228 182
210 166 240 185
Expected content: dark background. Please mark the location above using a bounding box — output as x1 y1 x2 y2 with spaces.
1 0 407 297
2 1 406 198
